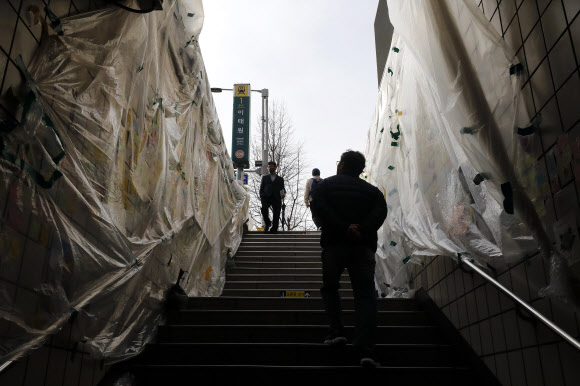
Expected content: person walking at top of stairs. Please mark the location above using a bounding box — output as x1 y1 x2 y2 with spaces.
260 161 286 233
311 150 388 368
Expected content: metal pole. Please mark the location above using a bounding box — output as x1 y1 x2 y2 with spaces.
263 90 269 171
261 94 267 175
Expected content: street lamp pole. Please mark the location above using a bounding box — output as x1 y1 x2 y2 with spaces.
259 89 269 176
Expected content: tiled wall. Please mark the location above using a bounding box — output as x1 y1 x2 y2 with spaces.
410 1 580 385
0 2 111 385
411 254 580 385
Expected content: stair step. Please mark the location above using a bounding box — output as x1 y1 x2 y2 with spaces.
235 251 321 257
236 247 322 255
220 288 355 297
233 261 323 268
228 267 323 274
181 297 420 310
244 232 321 237
234 255 321 261
123 365 475 385
223 281 351 289
157 325 443 344
166 310 431 325
129 343 462 366
242 234 320 243
226 274 335 281
240 241 321 246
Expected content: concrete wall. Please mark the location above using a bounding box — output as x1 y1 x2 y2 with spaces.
1 2 111 385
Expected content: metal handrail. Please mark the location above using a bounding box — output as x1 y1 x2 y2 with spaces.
461 259 580 351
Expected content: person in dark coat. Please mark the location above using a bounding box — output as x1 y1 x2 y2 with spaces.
259 161 286 233
311 150 388 367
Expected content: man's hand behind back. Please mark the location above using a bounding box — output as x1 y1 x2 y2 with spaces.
347 224 362 242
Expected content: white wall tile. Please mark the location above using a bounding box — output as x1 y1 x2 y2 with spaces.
508 351 527 386
475 285 489 319
503 310 523 351
517 312 538 347
483 355 497 376
23 346 50 385
522 347 545 386
62 350 83 386
539 344 565 386
525 254 548 300
45 348 67 386
457 296 469 328
466 291 479 325
495 353 513 386
486 284 502 316
1 358 27 386
558 341 580 386
480 319 494 355
510 263 530 302
490 314 508 352
469 323 482 355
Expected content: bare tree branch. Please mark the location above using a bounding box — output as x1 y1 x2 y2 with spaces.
247 101 316 231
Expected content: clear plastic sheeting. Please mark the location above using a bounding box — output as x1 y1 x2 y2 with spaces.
0 0 249 364
365 0 572 297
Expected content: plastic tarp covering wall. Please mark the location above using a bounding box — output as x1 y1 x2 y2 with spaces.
0 0 249 364
365 0 575 299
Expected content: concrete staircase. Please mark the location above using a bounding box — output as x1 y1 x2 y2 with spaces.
113 231 495 384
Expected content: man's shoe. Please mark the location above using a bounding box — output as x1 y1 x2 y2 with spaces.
323 336 347 346
360 357 380 368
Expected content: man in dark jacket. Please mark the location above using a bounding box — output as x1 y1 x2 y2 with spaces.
259 161 286 233
311 150 388 367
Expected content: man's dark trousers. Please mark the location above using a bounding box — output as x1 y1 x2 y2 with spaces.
261 198 281 231
321 243 377 354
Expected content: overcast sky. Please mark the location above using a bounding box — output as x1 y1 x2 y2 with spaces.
200 0 380 185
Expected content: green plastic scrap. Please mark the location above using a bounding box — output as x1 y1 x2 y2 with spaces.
460 127 477 135
380 127 384 133
403 256 411 264
185 35 196 48
177 162 187 181
390 124 401 140
187 12 195 17
390 241 397 246
388 165 395 170
388 67 393 76
392 47 400 53
391 142 399 147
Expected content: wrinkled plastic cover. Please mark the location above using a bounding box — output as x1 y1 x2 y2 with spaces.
366 0 562 297
0 0 249 364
